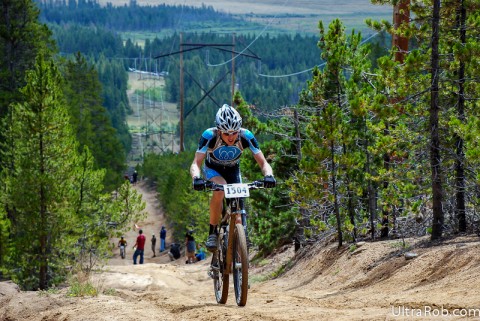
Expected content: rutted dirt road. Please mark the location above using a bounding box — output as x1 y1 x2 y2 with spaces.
1 181 480 321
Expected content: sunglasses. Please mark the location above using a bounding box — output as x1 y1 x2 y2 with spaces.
222 131 239 137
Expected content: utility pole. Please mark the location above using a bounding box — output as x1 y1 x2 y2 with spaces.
179 32 184 152
231 33 236 107
155 34 260 152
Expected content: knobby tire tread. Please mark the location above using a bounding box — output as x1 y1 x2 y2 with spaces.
214 229 229 304
233 223 248 306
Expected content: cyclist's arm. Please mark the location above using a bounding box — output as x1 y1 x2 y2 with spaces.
253 151 273 176
190 152 206 178
242 129 272 176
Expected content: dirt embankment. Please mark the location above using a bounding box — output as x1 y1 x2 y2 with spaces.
1 181 480 321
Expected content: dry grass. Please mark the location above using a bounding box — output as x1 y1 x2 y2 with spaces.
98 0 390 15
99 0 391 34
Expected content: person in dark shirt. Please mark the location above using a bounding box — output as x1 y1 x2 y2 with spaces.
132 170 138 185
151 233 157 258
160 226 167 252
185 230 196 264
168 243 181 261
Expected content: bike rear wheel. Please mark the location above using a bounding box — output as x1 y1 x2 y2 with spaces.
233 223 248 306
213 229 229 304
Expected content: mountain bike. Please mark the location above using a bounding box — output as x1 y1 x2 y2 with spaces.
203 180 266 307
119 245 125 259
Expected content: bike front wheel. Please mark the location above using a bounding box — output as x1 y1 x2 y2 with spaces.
233 223 248 306
213 229 229 304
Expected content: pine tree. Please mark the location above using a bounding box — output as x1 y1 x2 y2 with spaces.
0 0 56 270
370 0 480 238
3 54 146 288
5 54 80 289
296 19 375 246
0 0 54 118
62 53 126 191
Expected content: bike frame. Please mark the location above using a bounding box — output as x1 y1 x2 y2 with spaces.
222 197 245 275
204 180 264 306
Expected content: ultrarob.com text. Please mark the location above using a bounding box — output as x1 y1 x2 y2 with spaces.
392 305 480 318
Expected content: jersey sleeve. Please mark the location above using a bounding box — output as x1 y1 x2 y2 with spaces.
196 128 215 153
241 129 261 155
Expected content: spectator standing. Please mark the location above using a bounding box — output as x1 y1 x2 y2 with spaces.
151 233 157 257
133 229 146 264
160 226 167 252
185 230 196 264
132 170 138 185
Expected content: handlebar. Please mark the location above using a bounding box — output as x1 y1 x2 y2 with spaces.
205 180 265 191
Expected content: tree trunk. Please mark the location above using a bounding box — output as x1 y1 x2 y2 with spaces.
331 140 342 247
430 0 444 240
455 0 466 232
39 131 48 290
380 128 389 238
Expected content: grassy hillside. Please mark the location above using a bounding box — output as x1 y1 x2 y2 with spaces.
98 0 392 35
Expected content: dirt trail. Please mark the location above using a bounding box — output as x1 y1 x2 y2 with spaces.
1 181 480 321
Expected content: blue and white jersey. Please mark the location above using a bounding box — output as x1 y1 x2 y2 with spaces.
196 127 261 168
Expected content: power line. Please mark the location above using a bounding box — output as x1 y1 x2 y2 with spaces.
206 0 291 67
257 32 380 78
257 63 325 78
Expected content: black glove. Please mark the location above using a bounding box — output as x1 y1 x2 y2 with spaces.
193 177 206 191
263 175 276 188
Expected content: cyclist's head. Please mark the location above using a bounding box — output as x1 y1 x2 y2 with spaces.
215 104 242 132
121 236 124 239
139 229 143 234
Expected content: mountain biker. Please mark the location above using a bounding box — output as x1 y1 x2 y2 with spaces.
118 236 127 248
118 236 127 258
190 104 276 252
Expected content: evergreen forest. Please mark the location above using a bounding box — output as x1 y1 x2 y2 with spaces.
1 0 480 292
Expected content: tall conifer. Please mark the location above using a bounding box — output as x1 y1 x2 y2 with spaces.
6 54 79 289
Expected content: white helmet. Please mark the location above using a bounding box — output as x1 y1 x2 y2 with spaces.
215 104 242 132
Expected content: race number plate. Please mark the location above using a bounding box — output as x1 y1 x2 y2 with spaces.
224 183 250 198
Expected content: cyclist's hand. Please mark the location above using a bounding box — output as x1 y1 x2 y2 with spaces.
193 177 206 191
263 175 276 188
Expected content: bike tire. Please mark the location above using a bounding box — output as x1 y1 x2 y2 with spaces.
214 229 229 304
233 223 249 306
